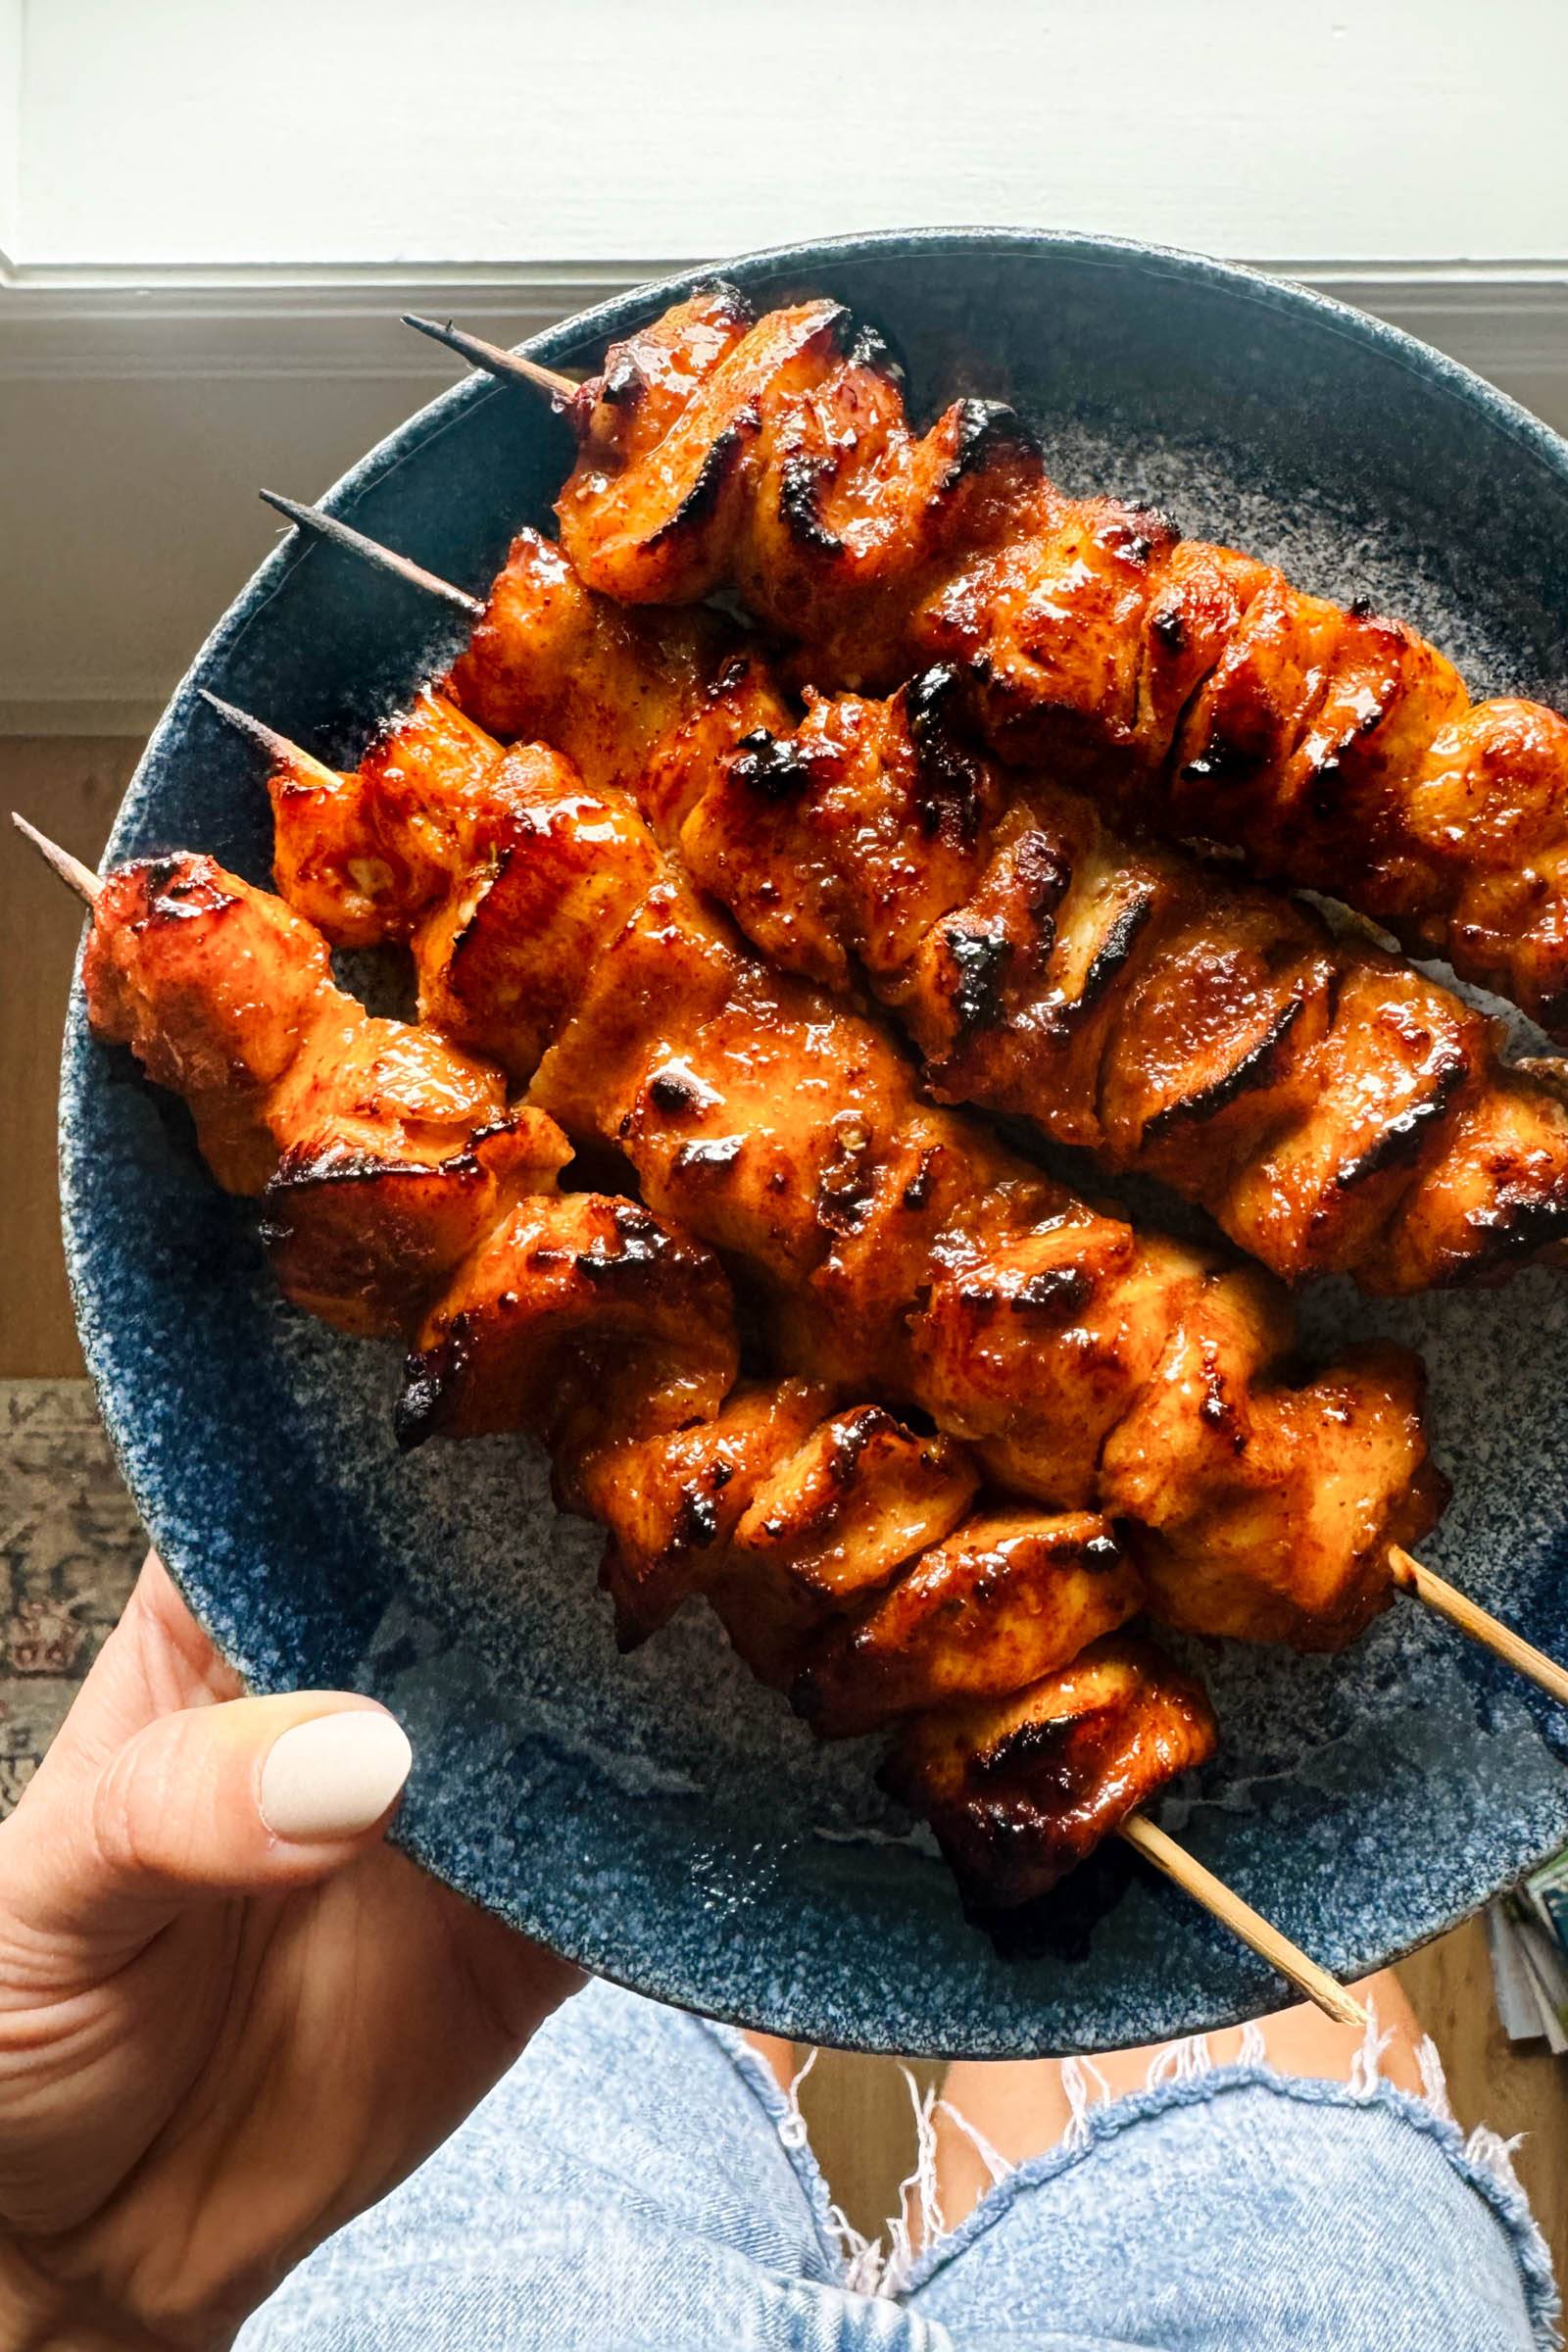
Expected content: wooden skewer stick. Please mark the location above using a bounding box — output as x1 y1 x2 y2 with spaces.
13 810 98 905
229 500 1568 1726
402 313 579 405
12 805 1369 2031
257 489 485 618
198 689 341 785
1117 1815 1364 2027
1390 1547 1568 1707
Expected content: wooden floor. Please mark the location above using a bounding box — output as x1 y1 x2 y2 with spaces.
5 733 1564 2272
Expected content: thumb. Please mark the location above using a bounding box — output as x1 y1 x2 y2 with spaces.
7 1691 413 1968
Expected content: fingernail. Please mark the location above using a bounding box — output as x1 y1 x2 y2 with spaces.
260 1710 413 1841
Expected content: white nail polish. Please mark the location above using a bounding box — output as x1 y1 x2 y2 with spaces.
260 1710 413 1841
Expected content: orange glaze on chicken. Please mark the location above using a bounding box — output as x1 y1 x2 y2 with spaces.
432 533 1568 1294
552 283 1568 1041
250 696 1446 1650
79 848 1206 1908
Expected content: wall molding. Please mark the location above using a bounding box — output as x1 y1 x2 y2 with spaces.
5 258 1568 381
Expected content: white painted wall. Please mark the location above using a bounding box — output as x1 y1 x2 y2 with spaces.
10 0 1568 272
0 0 23 262
3 0 1567 731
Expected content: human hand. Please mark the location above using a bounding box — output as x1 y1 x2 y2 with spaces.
0 1552 578 2349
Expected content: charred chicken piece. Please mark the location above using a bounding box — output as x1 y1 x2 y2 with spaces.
882 1635 1218 1908
253 703 1446 1648
438 534 1568 1293
554 286 1568 1040
78 847 1218 1917
710 1408 978 1688
795 1509 1143 1739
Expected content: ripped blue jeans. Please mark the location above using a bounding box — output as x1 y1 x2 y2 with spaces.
238 1977 1558 2350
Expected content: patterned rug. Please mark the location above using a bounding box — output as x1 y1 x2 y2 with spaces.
0 1380 142 1813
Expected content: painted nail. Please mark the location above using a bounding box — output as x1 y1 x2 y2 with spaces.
259 1710 413 1841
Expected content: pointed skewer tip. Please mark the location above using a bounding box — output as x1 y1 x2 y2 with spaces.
399 312 578 403
258 489 485 618
12 810 99 906
198 688 327 775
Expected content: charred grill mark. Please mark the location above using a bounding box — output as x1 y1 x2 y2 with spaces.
649 1065 704 1112
267 1144 485 1192
1149 604 1188 656
1179 734 1266 790
778 450 845 555
1077 890 1157 1017
1333 1050 1469 1191
827 1404 895 1485
394 1319 470 1449
645 409 760 550
673 1136 744 1173
1141 995 1305 1143
575 1206 671 1286
1348 594 1376 619
971 1703 1102 1782
729 727 818 800
1009 1265 1093 1318
906 665 989 844
944 924 1010 1046
138 857 238 926
671 1486 720 1550
938 399 1042 493
1442 1180 1568 1280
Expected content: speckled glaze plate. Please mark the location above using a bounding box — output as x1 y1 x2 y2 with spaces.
60 229 1568 2056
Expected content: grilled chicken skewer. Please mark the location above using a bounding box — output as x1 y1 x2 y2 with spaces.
23 815 1368 2021
411 296 1568 1044
258 494 1568 1296
195 681 1448 1661
200 678 1568 1703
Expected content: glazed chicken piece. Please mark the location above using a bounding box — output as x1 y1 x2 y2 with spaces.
796 1509 1143 1739
77 848 1216 1915
435 533 1568 1293
550 284 1568 1039
85 853 569 1333
883 1636 1218 1908
249 698 1446 1648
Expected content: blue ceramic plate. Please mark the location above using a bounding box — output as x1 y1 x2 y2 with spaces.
61 229 1568 2056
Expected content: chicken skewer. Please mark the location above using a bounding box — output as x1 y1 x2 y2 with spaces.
257 492 1568 1297
196 665 1568 1707
409 297 1568 1044
193 677 1449 1653
20 811 1361 2021
195 668 1446 1666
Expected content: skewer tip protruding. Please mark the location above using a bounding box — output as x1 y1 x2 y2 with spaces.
258 489 485 619
401 313 579 406
12 810 100 907
198 688 335 781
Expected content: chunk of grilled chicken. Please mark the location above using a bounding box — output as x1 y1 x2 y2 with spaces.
552 283 1568 1038
252 701 1444 1647
82 854 738 1447
80 852 1216 1908
795 1508 1142 1739
438 537 1568 1291
882 1635 1218 1909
